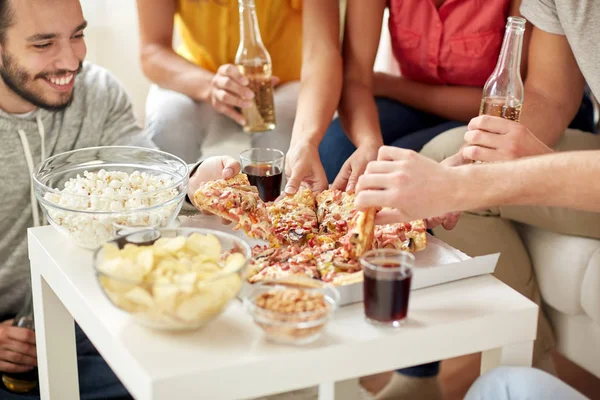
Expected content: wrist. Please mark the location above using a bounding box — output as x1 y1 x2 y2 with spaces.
356 136 384 149
290 130 323 149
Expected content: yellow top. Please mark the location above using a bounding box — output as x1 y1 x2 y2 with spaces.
175 0 303 84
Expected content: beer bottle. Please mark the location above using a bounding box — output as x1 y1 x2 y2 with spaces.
235 0 276 133
1 293 38 393
479 17 526 122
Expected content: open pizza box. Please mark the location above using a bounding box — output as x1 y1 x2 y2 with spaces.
178 215 500 306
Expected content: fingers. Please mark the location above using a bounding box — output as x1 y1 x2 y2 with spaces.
464 129 503 149
345 167 363 193
212 87 253 109
354 190 394 210
372 208 410 225
7 327 36 345
216 64 249 86
442 213 461 230
331 161 351 191
377 146 417 162
220 156 241 179
364 160 399 175
355 173 391 192
441 151 469 167
212 102 247 126
284 174 301 195
0 360 36 374
0 346 37 367
468 115 516 134
461 145 505 163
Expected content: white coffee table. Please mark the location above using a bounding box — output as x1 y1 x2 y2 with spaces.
28 226 538 400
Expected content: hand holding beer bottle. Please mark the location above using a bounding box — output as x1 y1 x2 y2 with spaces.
235 0 276 133
462 17 552 163
1 293 38 394
210 64 279 127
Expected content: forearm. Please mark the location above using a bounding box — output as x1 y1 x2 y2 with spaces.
291 53 343 147
460 151 600 211
378 77 481 122
140 44 214 102
338 81 383 148
519 86 582 147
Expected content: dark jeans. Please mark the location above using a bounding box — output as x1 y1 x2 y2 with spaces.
0 320 131 400
319 94 596 184
318 94 595 379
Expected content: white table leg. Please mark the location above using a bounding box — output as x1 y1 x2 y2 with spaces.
31 268 80 400
480 341 534 375
318 378 361 400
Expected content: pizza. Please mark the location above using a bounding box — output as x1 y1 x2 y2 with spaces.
316 189 357 239
338 208 376 259
267 188 319 246
373 218 427 252
192 174 274 242
247 245 319 283
194 176 427 287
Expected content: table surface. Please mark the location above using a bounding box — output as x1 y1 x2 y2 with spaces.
29 226 538 400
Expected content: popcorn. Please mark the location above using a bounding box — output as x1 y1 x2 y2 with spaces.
42 169 183 249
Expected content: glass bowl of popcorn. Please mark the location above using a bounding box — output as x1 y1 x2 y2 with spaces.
244 278 340 345
33 146 189 249
94 227 251 331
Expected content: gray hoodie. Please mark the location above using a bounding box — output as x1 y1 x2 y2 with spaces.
0 62 155 317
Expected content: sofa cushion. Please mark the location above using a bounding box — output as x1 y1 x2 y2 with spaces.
519 225 600 322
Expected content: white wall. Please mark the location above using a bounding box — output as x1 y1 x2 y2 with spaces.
81 0 151 123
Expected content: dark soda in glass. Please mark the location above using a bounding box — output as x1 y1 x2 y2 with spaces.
360 250 414 327
243 163 282 202
363 267 412 324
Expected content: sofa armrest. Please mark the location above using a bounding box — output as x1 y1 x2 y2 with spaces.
518 225 600 324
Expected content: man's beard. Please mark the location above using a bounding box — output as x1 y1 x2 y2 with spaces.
0 51 82 112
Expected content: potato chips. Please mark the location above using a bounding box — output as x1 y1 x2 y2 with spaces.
97 233 246 330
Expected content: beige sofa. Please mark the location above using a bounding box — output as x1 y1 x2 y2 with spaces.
520 226 600 378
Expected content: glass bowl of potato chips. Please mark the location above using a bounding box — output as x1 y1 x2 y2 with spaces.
94 228 251 331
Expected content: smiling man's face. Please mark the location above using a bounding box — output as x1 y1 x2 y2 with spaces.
0 0 87 111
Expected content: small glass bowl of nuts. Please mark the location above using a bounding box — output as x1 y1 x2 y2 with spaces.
244 278 340 345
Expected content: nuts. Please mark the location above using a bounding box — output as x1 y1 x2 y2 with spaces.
256 288 327 314
250 287 332 344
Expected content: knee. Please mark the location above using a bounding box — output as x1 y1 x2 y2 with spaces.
465 367 557 400
145 87 207 139
465 367 523 400
420 125 468 162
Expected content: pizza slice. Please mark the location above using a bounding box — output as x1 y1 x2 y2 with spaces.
338 207 377 259
316 248 363 286
267 188 319 246
373 218 427 252
316 189 357 239
192 174 274 242
246 245 319 283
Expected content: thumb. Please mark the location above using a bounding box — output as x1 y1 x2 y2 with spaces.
331 162 351 191
285 174 301 195
374 209 409 226
345 165 364 193
271 76 281 86
221 156 241 179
